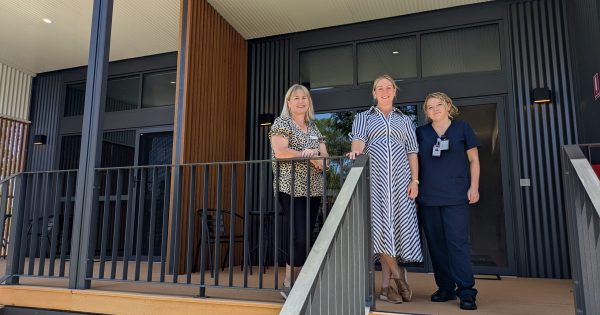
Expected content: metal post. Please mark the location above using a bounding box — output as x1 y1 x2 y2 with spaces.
69 0 113 289
5 175 25 284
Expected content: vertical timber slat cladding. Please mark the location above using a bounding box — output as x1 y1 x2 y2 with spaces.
174 0 247 272
26 74 64 171
0 117 29 179
0 62 33 121
509 0 578 278
0 116 29 258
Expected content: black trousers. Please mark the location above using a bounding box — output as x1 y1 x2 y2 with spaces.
278 192 320 267
419 204 477 299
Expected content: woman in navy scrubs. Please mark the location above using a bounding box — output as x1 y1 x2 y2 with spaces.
416 92 480 310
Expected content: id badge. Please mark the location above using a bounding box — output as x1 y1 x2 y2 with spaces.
432 145 442 157
438 138 449 150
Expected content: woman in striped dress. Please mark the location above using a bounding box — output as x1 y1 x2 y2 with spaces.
347 74 422 304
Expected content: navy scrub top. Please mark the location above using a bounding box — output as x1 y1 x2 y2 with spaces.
416 120 480 206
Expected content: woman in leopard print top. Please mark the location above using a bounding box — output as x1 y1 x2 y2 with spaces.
269 84 329 297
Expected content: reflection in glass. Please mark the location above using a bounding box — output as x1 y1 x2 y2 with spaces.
101 130 136 167
142 71 177 108
105 76 140 112
398 104 418 127
459 104 507 268
314 111 354 219
300 45 353 89
358 37 417 84
422 24 501 77
64 83 86 117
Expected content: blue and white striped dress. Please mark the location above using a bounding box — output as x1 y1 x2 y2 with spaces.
350 106 422 262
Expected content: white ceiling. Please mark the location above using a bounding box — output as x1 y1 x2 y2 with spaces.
0 0 490 75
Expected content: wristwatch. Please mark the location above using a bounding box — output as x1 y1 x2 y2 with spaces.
412 179 420 184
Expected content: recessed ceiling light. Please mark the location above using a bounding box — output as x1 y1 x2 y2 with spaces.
170 81 176 84
43 18 53 24
392 51 399 54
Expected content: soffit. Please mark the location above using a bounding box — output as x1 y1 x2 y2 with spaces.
0 0 491 74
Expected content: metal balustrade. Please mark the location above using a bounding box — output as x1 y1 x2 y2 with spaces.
1 157 354 298
281 155 374 315
562 144 600 315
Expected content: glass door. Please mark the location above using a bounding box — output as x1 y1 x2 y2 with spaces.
450 96 516 276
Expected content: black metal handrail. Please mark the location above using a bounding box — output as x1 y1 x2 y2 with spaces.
561 145 600 314
1 157 353 298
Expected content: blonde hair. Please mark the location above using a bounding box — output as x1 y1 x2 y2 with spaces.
280 84 315 122
423 92 460 121
372 74 398 101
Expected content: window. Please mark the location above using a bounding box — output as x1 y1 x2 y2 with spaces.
101 130 136 167
58 130 136 169
105 76 140 112
357 37 417 84
142 71 177 108
421 24 501 77
64 83 86 117
300 45 353 89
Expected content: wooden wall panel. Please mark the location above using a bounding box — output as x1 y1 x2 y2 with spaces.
0 116 29 180
174 0 247 272
0 116 29 257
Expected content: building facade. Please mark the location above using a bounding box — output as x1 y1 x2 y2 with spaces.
6 0 600 280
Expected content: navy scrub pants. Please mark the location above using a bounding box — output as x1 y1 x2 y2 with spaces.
419 204 477 299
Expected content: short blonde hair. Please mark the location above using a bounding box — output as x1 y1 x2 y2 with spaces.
372 74 398 100
423 92 460 121
280 84 315 122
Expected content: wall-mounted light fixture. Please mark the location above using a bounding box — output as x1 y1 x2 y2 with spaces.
258 113 275 127
33 134 47 145
532 87 552 104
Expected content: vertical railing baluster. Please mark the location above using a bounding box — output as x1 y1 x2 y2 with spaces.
6 174 26 284
122 169 137 280
228 164 237 286
198 165 209 297
98 170 112 279
27 173 41 275
273 161 280 289
242 163 250 288
19 174 34 275
306 161 311 259
134 168 147 281
147 167 158 282
258 162 265 288
38 172 52 276
289 162 295 285
59 172 74 277
322 157 327 218
186 165 196 284
0 179 9 261
49 172 64 277
214 164 223 286
110 169 124 280
159 166 171 282
171 166 183 283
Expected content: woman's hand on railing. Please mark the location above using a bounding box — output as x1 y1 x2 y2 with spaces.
310 159 329 172
301 148 319 158
346 151 363 160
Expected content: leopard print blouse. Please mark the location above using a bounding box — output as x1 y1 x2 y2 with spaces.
269 116 325 197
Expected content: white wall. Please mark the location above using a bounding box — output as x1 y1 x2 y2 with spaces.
0 62 34 121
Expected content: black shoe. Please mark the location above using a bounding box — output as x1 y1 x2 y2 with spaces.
431 290 457 302
459 296 477 310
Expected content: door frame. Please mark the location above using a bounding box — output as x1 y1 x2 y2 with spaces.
448 95 518 276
